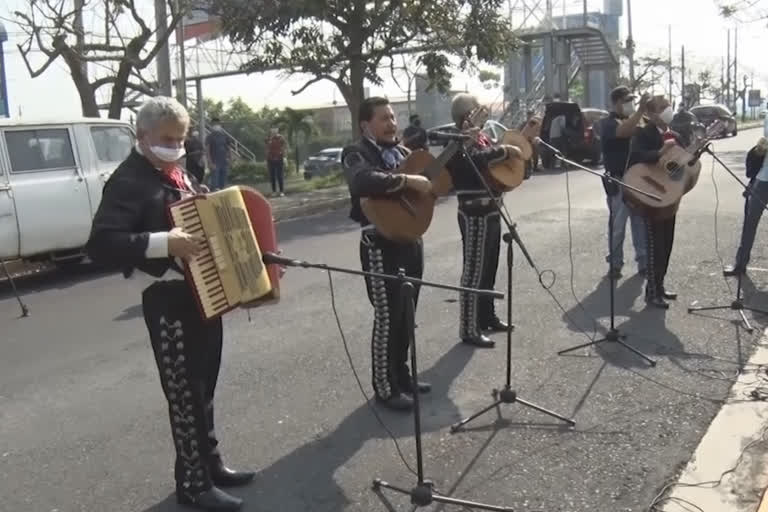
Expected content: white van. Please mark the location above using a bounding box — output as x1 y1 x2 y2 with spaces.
0 118 135 265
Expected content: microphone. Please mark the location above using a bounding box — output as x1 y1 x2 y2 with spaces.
687 143 711 166
262 252 305 268
533 137 562 156
428 131 472 143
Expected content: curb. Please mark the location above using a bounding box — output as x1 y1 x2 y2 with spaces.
273 196 349 222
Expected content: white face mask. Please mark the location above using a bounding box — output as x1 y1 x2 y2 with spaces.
621 101 636 116
150 145 185 163
659 106 674 125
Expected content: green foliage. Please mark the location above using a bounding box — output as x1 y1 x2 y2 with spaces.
478 69 501 84
212 0 519 132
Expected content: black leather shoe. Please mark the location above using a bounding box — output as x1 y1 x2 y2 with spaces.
177 486 243 511
723 266 746 277
481 318 514 333
608 267 622 279
645 296 670 310
210 458 255 488
662 290 678 301
402 380 432 394
462 335 496 348
377 393 414 411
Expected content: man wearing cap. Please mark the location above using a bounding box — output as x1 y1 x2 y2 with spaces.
599 86 650 279
724 136 768 277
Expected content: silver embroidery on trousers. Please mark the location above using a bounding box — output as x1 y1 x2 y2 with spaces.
364 237 393 400
158 316 206 491
458 211 488 339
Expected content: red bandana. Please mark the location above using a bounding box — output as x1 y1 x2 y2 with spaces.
163 165 189 192
476 132 492 148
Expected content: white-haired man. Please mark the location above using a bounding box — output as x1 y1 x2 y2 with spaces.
86 96 252 511
446 93 520 348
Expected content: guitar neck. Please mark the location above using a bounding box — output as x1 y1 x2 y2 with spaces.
423 142 460 181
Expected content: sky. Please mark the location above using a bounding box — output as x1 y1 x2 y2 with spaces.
2 0 768 120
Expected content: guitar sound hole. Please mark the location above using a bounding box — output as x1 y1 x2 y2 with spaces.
642 176 665 193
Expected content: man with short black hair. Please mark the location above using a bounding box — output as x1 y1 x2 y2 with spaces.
402 114 428 151
206 117 230 190
600 85 649 278
342 96 434 411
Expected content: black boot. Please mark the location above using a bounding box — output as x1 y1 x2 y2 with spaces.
462 334 496 348
210 455 256 488
376 393 414 411
723 265 746 277
401 379 432 394
177 486 243 511
481 317 514 333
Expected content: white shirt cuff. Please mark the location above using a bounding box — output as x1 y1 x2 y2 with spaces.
145 232 169 258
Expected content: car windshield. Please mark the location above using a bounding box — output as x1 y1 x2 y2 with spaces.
691 106 731 117
582 110 607 125
315 150 339 158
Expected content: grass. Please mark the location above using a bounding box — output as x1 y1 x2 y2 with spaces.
251 171 347 196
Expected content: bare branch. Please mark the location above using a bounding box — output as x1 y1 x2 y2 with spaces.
290 75 334 95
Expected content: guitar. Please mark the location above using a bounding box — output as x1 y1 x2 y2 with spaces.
360 143 460 243
488 116 542 192
622 120 724 218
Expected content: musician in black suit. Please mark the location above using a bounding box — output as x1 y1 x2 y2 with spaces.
342 97 433 412
86 96 253 511
628 95 680 309
445 93 520 348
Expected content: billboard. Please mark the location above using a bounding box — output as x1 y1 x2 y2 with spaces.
176 1 221 43
749 89 762 107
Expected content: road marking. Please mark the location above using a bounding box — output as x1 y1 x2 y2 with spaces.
661 330 768 512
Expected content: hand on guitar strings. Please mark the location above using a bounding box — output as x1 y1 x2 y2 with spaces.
168 227 204 260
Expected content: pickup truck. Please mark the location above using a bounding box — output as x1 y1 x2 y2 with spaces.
0 118 135 266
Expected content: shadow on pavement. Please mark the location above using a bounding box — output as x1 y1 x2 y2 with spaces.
0 262 118 303
141 342 478 512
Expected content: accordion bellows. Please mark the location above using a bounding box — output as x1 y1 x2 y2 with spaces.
168 186 280 320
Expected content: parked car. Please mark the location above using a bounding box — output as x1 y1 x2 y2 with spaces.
302 147 343 180
0 118 135 266
689 104 738 138
572 107 609 165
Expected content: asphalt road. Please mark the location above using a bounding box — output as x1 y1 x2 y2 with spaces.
2 128 767 512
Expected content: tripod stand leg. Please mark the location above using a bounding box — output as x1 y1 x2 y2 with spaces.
557 339 601 355
738 309 754 333
687 305 732 313
515 396 576 426
432 493 515 511
612 339 657 366
0 259 30 318
450 399 502 433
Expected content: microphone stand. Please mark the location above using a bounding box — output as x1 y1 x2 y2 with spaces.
687 145 768 332
536 139 659 366
265 253 512 511
0 259 30 318
448 145 576 434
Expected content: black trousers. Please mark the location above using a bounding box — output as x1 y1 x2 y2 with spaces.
142 280 223 496
359 229 424 400
458 204 501 339
644 215 677 298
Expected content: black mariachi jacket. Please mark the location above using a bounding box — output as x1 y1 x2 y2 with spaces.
628 122 682 167
445 141 507 199
341 138 410 227
86 149 197 278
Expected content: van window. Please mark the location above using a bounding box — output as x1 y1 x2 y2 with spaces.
5 129 76 172
90 126 134 163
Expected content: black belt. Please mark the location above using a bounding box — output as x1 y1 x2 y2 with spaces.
458 196 501 208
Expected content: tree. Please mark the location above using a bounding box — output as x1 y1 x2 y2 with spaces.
274 108 315 175
719 0 768 22
212 0 518 135
10 0 187 118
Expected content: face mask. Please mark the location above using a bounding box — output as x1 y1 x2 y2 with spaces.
150 145 185 163
621 101 636 116
659 106 674 125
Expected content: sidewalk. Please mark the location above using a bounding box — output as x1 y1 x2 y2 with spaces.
658 328 768 512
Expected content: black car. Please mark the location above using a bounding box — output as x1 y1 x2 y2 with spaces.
540 102 601 167
689 104 738 138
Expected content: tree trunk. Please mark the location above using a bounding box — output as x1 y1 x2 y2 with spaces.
54 40 100 117
108 61 134 119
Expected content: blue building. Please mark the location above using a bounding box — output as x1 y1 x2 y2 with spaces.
0 21 8 118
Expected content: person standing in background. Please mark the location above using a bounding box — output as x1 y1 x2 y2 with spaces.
205 117 230 191
265 127 287 197
184 129 205 183
402 114 428 151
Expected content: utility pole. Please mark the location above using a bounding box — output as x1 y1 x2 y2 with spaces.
627 0 636 89
681 45 686 107
583 0 588 26
668 25 673 104
177 18 187 106
720 57 725 103
726 29 731 107
154 0 172 97
733 26 738 114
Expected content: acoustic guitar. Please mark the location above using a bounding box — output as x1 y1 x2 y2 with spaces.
623 120 723 219
360 143 460 243
488 116 542 192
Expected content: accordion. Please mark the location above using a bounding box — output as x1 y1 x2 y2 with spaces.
168 186 281 321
